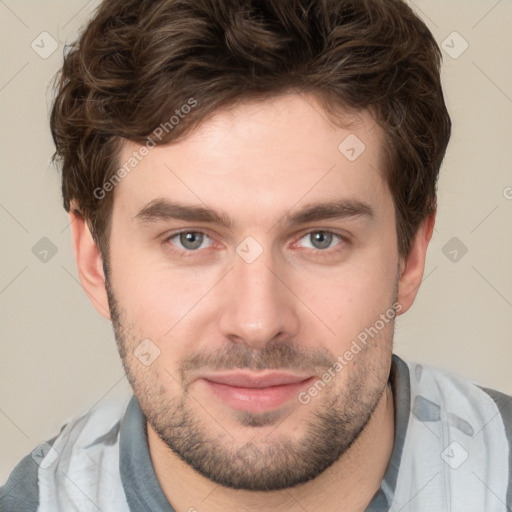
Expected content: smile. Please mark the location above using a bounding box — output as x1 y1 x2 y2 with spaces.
199 371 316 412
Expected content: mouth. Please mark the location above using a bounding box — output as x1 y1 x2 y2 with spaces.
198 371 316 413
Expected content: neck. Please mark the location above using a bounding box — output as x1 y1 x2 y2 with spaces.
148 383 395 512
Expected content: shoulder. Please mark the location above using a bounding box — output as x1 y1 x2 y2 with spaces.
391 356 512 511
477 384 512 428
405 359 512 439
0 428 62 512
0 395 132 512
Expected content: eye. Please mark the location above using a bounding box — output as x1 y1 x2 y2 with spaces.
297 231 345 251
165 231 213 251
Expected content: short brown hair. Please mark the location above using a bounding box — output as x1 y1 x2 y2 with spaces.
50 0 451 261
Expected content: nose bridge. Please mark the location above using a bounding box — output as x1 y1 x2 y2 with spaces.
218 239 297 347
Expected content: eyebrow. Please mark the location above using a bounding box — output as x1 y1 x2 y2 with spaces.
133 197 374 229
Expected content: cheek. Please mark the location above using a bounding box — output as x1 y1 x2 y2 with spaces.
108 243 218 349
303 254 397 349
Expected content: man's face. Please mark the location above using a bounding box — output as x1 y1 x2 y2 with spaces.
105 93 400 490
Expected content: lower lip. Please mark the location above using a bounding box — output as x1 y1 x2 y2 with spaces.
201 377 315 413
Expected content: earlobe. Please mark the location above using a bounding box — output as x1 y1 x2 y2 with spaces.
69 210 111 320
396 211 436 315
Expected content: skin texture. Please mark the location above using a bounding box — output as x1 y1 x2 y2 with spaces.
71 93 434 512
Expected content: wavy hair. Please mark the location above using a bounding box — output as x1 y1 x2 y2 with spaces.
50 0 451 260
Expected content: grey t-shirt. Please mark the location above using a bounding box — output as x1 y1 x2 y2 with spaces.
1 355 511 511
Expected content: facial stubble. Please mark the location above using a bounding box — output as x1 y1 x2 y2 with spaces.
104 264 397 491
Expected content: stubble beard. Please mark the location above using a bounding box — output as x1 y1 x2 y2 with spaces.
104 267 395 491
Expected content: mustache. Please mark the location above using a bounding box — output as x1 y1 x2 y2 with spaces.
179 340 336 387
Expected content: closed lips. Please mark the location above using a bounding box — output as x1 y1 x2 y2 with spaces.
200 372 314 388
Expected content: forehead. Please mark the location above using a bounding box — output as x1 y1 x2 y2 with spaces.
113 93 390 222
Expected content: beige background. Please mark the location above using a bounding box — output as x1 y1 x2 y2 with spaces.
1 0 511 484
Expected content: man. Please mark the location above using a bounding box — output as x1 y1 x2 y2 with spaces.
1 0 510 510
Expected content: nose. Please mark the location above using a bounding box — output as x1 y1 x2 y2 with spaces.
218 243 300 350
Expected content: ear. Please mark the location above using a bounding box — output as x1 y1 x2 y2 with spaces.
69 210 111 320
396 211 436 315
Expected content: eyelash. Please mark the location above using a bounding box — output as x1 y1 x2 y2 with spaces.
161 229 349 256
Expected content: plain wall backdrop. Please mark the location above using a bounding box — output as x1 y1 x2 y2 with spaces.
1 0 511 483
